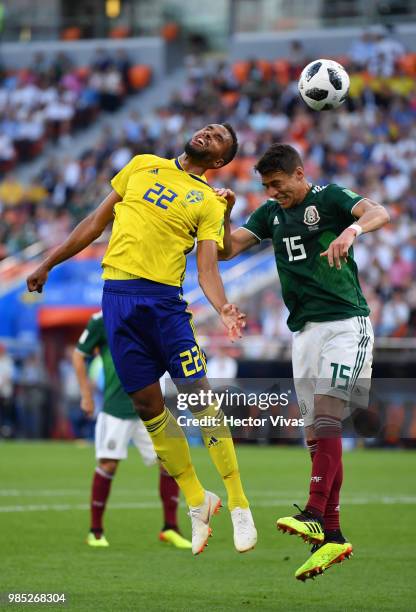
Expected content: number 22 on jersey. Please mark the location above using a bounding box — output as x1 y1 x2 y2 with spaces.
143 182 178 210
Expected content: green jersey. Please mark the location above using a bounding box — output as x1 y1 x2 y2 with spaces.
76 312 137 419
243 183 370 332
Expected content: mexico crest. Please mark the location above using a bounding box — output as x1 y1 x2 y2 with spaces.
185 190 204 204
304 205 320 225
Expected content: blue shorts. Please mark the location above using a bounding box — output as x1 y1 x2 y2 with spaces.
102 279 207 393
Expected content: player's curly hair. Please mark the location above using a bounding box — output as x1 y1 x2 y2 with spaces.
221 123 238 166
254 144 304 176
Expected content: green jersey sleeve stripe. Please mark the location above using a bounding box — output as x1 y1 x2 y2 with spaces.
350 198 365 217
74 347 91 357
239 226 262 242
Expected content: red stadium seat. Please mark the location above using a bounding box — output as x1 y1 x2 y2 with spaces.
256 59 272 80
205 158 239 182
161 22 180 42
75 66 91 81
128 65 152 90
384 404 405 444
332 55 351 70
61 27 82 41
398 53 416 77
221 91 240 108
235 157 256 180
109 26 131 39
272 59 290 85
408 408 416 440
232 61 249 83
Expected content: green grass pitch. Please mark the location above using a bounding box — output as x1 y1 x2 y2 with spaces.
1 443 415 611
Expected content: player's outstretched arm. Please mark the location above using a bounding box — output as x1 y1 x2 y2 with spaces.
219 227 259 261
320 198 390 269
26 190 122 292
213 188 258 260
197 239 246 340
72 348 95 417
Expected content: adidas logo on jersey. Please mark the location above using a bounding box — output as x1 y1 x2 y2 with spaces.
148 168 159 175
273 216 279 225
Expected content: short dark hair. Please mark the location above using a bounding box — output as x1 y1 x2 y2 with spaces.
254 144 303 176
221 123 238 166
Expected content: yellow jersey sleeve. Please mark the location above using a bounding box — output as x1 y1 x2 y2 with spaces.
111 155 144 197
196 195 226 249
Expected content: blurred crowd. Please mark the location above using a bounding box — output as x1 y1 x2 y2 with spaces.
0 342 95 440
1 28 416 342
0 339 414 445
0 47 142 171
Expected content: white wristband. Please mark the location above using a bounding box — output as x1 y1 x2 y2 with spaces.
348 223 363 237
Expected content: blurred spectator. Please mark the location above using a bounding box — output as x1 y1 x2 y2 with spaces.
114 48 133 94
1 50 416 341
90 65 124 112
16 352 49 438
383 167 410 201
91 48 113 72
0 343 15 438
0 49 148 170
59 345 94 440
379 290 410 335
207 347 238 381
0 133 16 170
0 173 24 207
349 29 376 70
389 250 413 289
259 291 291 341
287 40 308 80
368 26 405 77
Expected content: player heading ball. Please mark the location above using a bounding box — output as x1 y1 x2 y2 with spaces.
218 142 389 580
26 124 257 556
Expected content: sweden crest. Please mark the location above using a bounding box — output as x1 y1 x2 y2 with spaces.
185 190 204 204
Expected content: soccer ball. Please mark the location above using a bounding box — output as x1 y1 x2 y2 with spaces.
298 59 350 111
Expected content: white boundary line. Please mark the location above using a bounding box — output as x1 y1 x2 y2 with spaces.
0 496 415 513
0 489 328 498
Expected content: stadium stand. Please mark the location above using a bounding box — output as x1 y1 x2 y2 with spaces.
1 28 416 444
0 49 151 171
1 38 415 340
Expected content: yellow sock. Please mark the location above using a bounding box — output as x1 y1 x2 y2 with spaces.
143 407 205 507
193 404 249 510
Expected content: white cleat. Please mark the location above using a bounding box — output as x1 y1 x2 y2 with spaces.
188 491 222 555
231 507 257 553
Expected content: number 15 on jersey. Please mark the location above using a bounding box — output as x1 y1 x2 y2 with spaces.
283 236 307 262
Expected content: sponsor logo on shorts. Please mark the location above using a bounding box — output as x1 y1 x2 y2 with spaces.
299 400 309 416
311 476 323 483
107 439 116 450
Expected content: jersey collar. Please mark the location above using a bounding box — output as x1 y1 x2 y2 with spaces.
174 158 209 186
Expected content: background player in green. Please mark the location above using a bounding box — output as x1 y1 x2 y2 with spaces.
73 311 191 550
218 143 389 580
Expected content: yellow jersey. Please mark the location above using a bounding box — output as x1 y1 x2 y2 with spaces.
102 154 226 287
